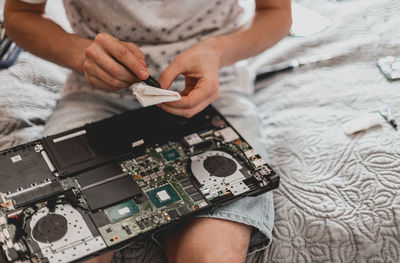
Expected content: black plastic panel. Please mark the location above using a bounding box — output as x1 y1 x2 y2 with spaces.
42 106 215 177
0 143 53 193
82 175 142 211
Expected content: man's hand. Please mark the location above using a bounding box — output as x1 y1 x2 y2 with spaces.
83 33 149 90
158 38 223 118
158 0 291 118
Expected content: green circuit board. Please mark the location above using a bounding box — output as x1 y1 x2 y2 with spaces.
94 128 270 246
0 114 278 263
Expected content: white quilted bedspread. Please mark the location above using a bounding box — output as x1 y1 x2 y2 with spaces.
248 0 400 262
1 0 400 262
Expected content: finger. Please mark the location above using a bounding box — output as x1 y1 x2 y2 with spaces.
83 60 136 89
158 58 185 90
163 78 218 109
159 98 213 118
86 41 141 84
85 72 121 91
94 33 149 80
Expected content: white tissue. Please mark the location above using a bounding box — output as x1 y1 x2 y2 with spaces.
342 113 383 135
131 83 181 107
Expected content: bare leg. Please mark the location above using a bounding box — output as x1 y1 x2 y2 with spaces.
85 251 115 263
164 218 252 263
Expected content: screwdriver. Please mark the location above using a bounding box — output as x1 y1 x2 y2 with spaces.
115 58 162 89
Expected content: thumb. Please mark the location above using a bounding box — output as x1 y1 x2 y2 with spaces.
159 60 184 90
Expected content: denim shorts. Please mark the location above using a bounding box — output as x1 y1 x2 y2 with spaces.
44 74 274 261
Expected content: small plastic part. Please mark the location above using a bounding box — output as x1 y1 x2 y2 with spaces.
342 113 383 135
377 56 400 80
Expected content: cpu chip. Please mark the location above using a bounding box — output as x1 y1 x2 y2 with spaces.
156 190 171 202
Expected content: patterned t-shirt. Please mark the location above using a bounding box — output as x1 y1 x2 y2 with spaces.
22 0 255 96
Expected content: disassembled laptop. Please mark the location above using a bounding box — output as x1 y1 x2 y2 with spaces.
0 106 279 263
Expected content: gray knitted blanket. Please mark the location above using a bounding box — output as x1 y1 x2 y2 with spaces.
1 0 399 262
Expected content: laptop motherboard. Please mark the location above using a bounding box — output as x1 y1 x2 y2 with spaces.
0 106 279 263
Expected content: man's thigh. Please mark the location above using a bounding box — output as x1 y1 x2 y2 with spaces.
44 91 140 136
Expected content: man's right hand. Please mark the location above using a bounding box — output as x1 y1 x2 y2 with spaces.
5 3 148 90
82 33 149 90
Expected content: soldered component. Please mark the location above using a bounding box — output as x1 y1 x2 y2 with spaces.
142 176 151 183
167 209 179 219
184 187 198 195
177 206 190 216
190 194 203 202
155 147 163 153
214 127 239 142
252 158 266 167
104 200 139 223
157 170 165 177
259 167 272 176
147 184 181 208
149 173 158 180
162 211 171 221
156 190 171 202
180 179 192 188
162 149 181 161
245 149 256 158
183 133 203 146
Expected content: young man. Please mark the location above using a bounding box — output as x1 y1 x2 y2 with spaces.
4 0 291 262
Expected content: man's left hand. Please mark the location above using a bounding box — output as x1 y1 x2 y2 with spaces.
158 38 224 118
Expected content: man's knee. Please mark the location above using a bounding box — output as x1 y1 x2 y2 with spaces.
164 218 252 263
189 248 247 263
85 250 114 263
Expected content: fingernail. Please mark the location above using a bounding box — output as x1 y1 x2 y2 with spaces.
138 70 149 79
140 59 147 67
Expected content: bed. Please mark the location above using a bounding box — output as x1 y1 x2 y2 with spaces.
1 0 400 262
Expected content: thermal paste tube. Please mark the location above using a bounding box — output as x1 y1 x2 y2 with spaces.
342 113 383 135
